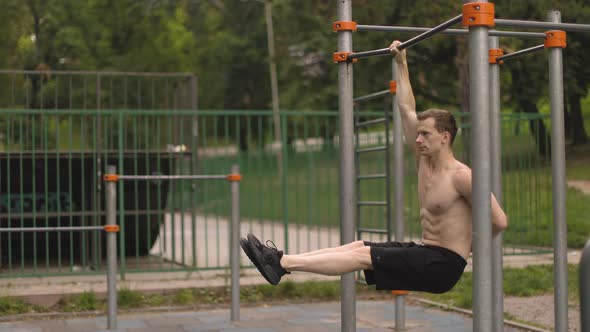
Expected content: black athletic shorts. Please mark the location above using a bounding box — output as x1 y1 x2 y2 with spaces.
363 241 467 294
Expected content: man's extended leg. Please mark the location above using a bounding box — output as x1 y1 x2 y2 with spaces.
292 240 366 257
280 246 372 276
242 233 374 284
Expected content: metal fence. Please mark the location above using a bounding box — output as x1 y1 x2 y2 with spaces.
0 70 556 277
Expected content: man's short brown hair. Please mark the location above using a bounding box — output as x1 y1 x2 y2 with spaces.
417 109 458 145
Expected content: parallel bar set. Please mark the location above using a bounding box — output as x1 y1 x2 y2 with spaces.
0 166 242 330
336 1 590 331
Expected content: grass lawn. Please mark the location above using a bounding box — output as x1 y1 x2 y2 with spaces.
423 264 581 309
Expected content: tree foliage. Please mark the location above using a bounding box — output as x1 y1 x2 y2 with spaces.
0 0 589 144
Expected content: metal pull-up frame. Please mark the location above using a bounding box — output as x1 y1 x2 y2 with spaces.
335 1 590 332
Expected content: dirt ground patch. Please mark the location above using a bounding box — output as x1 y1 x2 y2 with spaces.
568 180 590 194
504 294 581 331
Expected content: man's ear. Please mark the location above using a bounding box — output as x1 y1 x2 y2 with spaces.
442 131 451 144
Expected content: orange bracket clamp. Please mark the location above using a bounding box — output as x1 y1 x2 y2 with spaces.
333 52 358 63
489 48 504 64
391 290 409 296
544 30 566 48
332 21 357 32
103 174 119 182
389 81 397 94
462 2 495 27
104 225 120 233
227 173 242 182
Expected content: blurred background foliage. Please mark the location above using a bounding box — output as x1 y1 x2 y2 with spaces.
0 0 588 144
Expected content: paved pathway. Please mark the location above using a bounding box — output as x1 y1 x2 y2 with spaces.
0 300 525 332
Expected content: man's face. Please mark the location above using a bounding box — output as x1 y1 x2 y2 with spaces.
415 118 449 156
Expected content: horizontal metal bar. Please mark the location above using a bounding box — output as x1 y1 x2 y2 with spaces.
357 173 387 180
0 69 194 77
357 25 546 39
349 15 463 60
395 15 463 51
118 174 228 181
495 19 590 32
347 47 391 60
357 227 388 234
497 44 545 62
356 146 387 154
357 201 387 206
0 150 190 158
358 25 467 35
356 118 388 128
0 211 105 219
0 208 187 219
0 226 104 232
490 30 547 39
354 89 390 103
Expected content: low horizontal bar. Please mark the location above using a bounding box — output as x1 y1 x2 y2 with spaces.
357 25 546 39
357 228 389 234
357 201 387 206
357 173 387 180
495 19 590 33
0 211 105 219
497 44 545 62
356 118 388 128
349 15 463 60
354 89 390 103
356 146 387 154
118 175 228 181
0 226 104 232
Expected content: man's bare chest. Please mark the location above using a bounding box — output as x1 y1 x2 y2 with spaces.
418 173 460 215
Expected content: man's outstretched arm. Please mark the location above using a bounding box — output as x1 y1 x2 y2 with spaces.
390 40 418 153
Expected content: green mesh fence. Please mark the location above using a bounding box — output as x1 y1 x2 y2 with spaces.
0 71 555 277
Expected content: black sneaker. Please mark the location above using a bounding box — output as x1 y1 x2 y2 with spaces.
240 237 274 285
246 233 289 285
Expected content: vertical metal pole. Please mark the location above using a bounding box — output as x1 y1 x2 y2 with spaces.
489 36 504 332
94 73 103 270
392 59 406 331
264 0 283 181
336 1 356 331
467 2 492 331
230 164 241 321
105 165 117 330
581 239 590 332
190 74 199 176
547 10 568 332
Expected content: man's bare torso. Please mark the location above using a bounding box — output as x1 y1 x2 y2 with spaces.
417 158 472 259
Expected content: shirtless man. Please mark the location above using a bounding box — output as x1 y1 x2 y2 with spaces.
240 41 507 294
